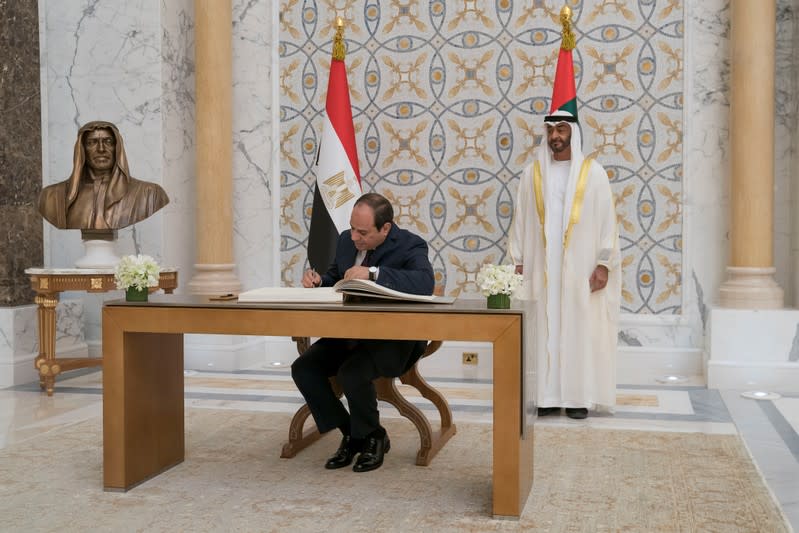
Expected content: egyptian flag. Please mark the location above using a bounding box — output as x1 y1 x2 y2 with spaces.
549 7 578 121
307 30 361 273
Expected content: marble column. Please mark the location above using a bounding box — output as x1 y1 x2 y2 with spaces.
795 128 799 307
795 94 799 306
1 0 45 387
187 0 241 294
0 1 43 307
718 0 784 309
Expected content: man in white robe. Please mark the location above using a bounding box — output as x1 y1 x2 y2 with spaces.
509 110 620 419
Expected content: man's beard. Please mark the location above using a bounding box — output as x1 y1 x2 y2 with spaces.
548 135 571 154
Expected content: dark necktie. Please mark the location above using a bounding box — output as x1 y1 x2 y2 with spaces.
361 250 373 267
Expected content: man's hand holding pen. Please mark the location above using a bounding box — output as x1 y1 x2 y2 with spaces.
302 268 322 288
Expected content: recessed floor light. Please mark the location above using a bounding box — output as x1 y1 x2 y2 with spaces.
656 375 687 384
741 391 781 400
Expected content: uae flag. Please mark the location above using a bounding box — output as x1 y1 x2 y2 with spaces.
307 37 361 272
549 8 578 120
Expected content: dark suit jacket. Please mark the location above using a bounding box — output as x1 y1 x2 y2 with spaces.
318 223 435 376
319 224 434 295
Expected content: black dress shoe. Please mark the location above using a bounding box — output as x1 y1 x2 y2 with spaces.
353 433 390 473
324 435 360 470
565 408 588 419
537 407 560 416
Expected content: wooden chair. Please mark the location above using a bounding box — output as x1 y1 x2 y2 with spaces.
280 338 456 466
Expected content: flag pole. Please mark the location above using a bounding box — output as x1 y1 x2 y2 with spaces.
307 15 361 273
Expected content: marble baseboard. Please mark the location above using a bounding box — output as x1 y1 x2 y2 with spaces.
417 341 494 381
422 344 703 385
617 346 704 386
178 335 703 386
707 360 799 393
617 313 699 348
1 340 90 389
184 334 269 372
0 305 39 360
0 302 87 388
0 352 39 389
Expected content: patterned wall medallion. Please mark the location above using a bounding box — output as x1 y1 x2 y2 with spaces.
280 0 683 314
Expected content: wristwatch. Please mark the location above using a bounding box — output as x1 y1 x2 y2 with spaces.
368 266 378 281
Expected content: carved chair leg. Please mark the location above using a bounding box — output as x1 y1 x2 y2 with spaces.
397 364 457 465
375 377 435 466
280 403 324 458
400 364 454 429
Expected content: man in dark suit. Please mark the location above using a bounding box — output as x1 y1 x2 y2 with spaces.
292 192 434 472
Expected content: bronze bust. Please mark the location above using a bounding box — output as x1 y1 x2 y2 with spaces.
38 121 169 230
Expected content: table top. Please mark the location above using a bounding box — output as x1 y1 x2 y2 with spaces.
26 267 178 275
104 294 526 316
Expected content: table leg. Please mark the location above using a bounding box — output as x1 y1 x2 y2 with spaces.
492 318 532 518
34 293 59 396
103 321 184 491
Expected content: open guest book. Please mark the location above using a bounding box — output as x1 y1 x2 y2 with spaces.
237 279 455 304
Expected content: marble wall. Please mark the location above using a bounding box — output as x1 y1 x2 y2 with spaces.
27 0 799 361
0 1 43 307
678 0 797 353
40 0 165 344
39 0 278 347
41 0 165 264
161 0 278 294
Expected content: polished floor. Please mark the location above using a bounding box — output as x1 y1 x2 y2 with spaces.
1 366 797 531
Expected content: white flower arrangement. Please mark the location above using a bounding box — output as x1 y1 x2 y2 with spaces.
476 263 523 297
114 254 161 291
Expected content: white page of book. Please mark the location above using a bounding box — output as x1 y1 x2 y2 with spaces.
237 286 342 303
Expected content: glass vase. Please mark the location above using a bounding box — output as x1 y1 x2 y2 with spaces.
125 287 149 302
486 293 511 309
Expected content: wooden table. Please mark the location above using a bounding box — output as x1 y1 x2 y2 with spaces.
102 296 534 519
25 268 178 395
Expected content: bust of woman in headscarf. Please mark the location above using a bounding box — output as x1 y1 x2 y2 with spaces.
38 121 169 230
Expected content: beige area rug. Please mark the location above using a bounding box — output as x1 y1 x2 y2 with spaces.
0 409 788 533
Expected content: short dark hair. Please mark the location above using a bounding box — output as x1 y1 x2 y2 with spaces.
355 193 394 229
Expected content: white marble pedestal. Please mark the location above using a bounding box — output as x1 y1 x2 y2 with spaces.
706 307 799 393
74 239 121 269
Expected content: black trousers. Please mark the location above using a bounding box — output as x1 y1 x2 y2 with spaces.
291 337 425 439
